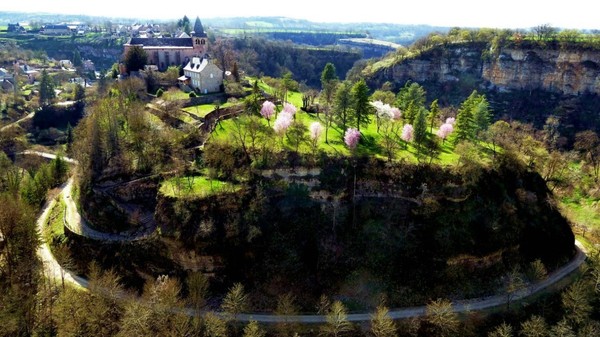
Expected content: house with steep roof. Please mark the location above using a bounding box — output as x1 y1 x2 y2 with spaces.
123 17 209 71
181 57 223 94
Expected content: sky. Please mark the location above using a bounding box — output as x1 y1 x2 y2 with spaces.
2 0 599 30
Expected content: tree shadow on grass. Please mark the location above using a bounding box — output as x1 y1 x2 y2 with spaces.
357 133 383 157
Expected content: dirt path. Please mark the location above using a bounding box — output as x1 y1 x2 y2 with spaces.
0 112 34 132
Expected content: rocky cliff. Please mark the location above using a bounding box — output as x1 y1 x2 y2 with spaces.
484 48 600 95
366 42 600 96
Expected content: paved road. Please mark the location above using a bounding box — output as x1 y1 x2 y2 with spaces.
36 192 89 289
62 178 154 241
30 151 589 323
21 150 78 164
20 151 152 241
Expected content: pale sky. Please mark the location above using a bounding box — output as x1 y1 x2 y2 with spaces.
2 0 598 29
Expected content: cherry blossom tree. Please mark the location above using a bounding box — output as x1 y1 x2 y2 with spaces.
391 107 402 121
308 122 323 155
260 101 276 125
282 103 297 117
273 111 293 137
344 127 361 150
401 124 414 143
371 101 396 133
446 117 456 125
436 123 454 142
309 122 323 141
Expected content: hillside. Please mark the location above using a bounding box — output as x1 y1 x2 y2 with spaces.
80 154 573 309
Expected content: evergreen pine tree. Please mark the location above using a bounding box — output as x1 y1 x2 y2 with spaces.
395 81 426 124
428 99 440 132
473 95 492 136
414 107 428 147
351 79 373 131
66 122 73 154
39 69 55 106
454 90 479 144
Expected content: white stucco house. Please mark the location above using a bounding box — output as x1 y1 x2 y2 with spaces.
181 57 223 94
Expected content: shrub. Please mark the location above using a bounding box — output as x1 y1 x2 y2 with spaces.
189 91 197 98
156 88 164 97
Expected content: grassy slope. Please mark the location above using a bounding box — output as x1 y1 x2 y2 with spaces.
43 197 66 244
210 108 468 165
560 199 600 229
183 102 235 119
159 176 241 198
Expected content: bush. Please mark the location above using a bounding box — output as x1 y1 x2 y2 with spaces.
189 91 197 98
156 88 164 97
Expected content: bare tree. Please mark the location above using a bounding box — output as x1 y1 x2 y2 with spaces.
320 300 353 337
520 315 548 337
275 293 299 337
221 283 249 320
532 24 557 41
370 305 397 337
423 298 460 337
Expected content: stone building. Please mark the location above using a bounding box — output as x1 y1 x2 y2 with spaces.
181 57 223 94
123 17 209 71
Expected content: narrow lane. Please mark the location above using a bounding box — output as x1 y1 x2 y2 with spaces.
30 151 588 323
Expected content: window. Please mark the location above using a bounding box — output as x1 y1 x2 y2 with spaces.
201 39 206 45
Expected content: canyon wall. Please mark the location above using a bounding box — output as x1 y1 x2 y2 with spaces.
367 42 600 96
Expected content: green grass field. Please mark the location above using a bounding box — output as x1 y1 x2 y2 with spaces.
211 106 468 165
560 199 600 229
159 176 241 198
184 102 236 119
254 79 305 107
205 78 488 166
162 90 191 101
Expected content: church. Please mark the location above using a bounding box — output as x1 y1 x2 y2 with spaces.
123 17 223 93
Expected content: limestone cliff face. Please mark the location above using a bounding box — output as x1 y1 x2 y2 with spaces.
370 44 484 85
368 43 600 96
483 48 600 95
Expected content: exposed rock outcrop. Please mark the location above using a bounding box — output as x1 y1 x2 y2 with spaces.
483 48 600 95
367 42 600 96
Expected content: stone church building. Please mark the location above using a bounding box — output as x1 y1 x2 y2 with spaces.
123 17 223 93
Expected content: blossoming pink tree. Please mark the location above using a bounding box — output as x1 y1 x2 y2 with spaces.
309 122 324 154
273 111 293 140
260 100 276 125
436 123 454 142
344 127 361 150
446 117 456 125
282 103 297 117
401 124 414 143
391 107 402 121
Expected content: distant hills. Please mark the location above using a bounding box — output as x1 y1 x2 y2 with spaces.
0 12 449 45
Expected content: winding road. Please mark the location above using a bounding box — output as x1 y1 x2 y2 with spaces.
31 151 588 323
